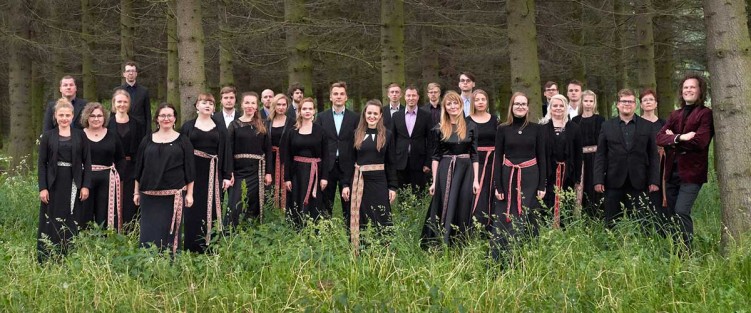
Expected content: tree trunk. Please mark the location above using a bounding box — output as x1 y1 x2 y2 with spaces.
570 1 585 83
218 0 234 87
120 0 135 68
703 0 751 251
285 0 313 98
420 25 439 89
635 0 657 94
81 0 97 101
166 0 180 120
176 0 206 122
31 63 45 136
380 0 405 100
8 1 34 172
507 0 542 120
614 0 629 90
654 1 677 116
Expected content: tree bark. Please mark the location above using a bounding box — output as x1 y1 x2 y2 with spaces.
120 0 135 68
654 1 677 117
285 0 313 98
176 0 206 122
8 0 34 171
614 0 629 90
166 0 180 120
31 63 45 136
703 0 751 251
380 0 405 100
81 0 97 101
635 0 657 94
507 0 542 120
218 0 234 87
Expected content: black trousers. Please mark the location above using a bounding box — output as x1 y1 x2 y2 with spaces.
397 163 428 193
603 178 649 229
665 169 702 249
322 158 350 227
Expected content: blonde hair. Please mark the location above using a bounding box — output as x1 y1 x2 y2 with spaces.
81 102 109 128
269 93 290 121
54 97 73 113
470 89 490 115
111 89 131 113
578 90 599 115
439 91 467 140
502 92 530 131
295 98 316 129
354 100 386 151
540 94 569 124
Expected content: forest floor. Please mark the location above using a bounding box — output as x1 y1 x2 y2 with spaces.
0 159 749 312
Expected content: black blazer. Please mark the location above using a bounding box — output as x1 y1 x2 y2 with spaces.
391 107 433 170
382 104 404 130
115 83 151 134
543 121 583 187
42 98 88 132
265 114 296 145
594 115 660 190
212 109 242 132
38 128 92 191
180 117 233 180
315 108 359 173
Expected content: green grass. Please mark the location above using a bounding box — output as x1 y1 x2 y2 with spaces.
0 165 749 312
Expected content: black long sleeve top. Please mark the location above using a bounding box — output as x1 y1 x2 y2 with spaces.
283 123 329 182
544 121 583 185
347 128 399 190
181 118 232 180
228 119 273 177
430 123 479 162
494 117 547 194
468 115 499 147
134 133 195 191
87 130 125 171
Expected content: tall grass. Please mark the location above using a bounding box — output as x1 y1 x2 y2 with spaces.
0 165 748 312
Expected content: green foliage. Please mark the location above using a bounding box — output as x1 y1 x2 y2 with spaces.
0 169 748 312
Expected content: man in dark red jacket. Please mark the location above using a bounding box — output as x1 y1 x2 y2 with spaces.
656 73 714 251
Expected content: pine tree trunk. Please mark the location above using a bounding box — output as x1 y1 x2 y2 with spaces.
507 0 542 120
166 0 180 120
285 0 313 98
31 63 45 136
81 0 97 101
614 0 629 90
380 0 405 100
176 0 206 122
218 0 234 87
635 0 656 94
420 25 439 87
703 0 751 251
8 1 34 172
654 1 677 116
120 0 135 84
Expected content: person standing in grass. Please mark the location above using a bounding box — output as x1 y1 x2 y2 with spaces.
227 92 273 227
467 89 499 231
490 92 546 261
639 89 668 230
421 91 479 247
37 98 91 262
266 93 296 211
133 103 195 254
571 90 606 219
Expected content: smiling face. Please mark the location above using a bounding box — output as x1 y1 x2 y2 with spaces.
157 107 176 129
87 108 105 129
55 107 74 128
241 95 258 117
300 101 316 120
364 104 382 128
473 93 488 113
682 78 700 104
511 95 529 118
404 88 419 109
113 94 130 114
549 98 566 119
617 95 636 116
444 98 462 118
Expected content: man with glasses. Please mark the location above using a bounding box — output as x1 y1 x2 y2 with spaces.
594 89 660 228
458 72 475 116
115 61 151 134
43 75 88 131
542 81 559 116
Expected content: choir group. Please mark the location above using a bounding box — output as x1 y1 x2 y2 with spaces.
35 63 714 263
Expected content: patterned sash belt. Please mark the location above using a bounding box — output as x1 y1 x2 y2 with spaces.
349 163 385 255
272 146 286 211
553 161 566 229
577 145 597 208
235 153 267 220
141 186 186 254
658 146 667 207
56 161 77 214
441 154 470 222
502 158 537 223
195 150 222 244
473 147 495 221
293 156 321 206
92 164 122 232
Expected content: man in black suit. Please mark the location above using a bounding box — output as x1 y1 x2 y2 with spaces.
594 88 660 228
43 75 88 132
315 81 359 224
420 82 442 129
260 89 274 120
214 86 241 129
115 61 151 134
382 82 404 129
288 83 304 117
392 85 432 192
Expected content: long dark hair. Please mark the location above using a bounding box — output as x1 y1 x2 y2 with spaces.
678 73 707 108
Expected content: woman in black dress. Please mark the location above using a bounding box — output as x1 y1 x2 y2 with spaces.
180 93 232 253
283 98 329 228
340 100 398 252
421 91 479 246
133 103 195 254
540 94 582 229
490 92 546 261
37 98 91 262
81 102 125 231
467 89 498 230
108 89 146 228
639 89 668 228
571 90 605 218
227 92 272 227
266 93 295 211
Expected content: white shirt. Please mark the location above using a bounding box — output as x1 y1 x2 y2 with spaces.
223 109 236 128
567 105 579 120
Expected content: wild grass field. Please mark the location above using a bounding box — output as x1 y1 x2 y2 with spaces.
0 161 749 312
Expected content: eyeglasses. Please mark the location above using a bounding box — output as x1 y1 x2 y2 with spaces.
89 114 104 119
619 100 636 104
158 114 175 119
459 79 472 83
513 102 528 107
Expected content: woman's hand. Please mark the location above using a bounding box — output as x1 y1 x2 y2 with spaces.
341 187 350 202
429 183 435 196
39 189 49 204
222 179 232 190
537 190 546 199
494 189 504 201
79 187 90 201
388 190 397 203
285 181 292 191
472 180 480 194
133 193 140 206
185 194 194 207
320 179 328 190
264 174 272 186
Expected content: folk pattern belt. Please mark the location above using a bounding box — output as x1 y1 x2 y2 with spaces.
141 186 187 254
92 164 122 232
234 153 267 220
502 158 537 223
195 149 223 244
349 163 385 255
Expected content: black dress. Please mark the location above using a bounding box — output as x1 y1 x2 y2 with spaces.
134 133 195 253
267 115 295 210
647 118 668 225
81 130 124 230
37 129 92 262
542 121 582 228
283 123 329 228
468 115 498 230
181 119 231 253
421 123 478 246
490 117 546 261
227 119 272 227
108 116 146 227
571 114 605 218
